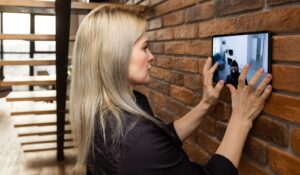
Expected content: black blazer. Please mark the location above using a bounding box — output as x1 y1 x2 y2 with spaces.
87 91 238 175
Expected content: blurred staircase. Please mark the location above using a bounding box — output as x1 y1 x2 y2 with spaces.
0 0 145 161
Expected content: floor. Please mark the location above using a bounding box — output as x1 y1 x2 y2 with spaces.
0 98 84 175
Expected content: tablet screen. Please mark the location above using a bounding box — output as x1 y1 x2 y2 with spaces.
212 32 271 88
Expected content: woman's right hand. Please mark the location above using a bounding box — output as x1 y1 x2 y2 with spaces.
226 64 273 127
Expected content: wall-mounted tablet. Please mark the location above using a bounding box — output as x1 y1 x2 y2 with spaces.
212 31 271 88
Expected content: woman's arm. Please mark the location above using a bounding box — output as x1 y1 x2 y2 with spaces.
174 57 224 141
216 65 272 167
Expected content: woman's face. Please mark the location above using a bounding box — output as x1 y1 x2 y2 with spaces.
128 33 154 86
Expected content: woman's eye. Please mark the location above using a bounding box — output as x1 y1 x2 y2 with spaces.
143 46 148 50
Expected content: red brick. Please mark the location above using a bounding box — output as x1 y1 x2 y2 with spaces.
151 90 167 107
147 30 157 41
170 85 195 105
216 0 264 16
216 121 227 141
154 106 175 122
139 0 150 6
219 87 232 104
264 92 300 125
244 136 267 164
150 0 165 6
238 157 269 175
162 70 184 85
184 73 203 91
199 6 300 38
210 101 230 122
185 1 215 22
173 24 198 39
273 35 300 62
173 57 199 73
269 146 300 175
272 64 300 93
165 96 190 117
199 18 237 38
149 66 164 80
199 115 216 136
153 55 173 69
164 41 186 54
147 77 169 95
291 128 300 155
186 40 211 56
251 115 289 147
268 0 300 6
154 0 197 16
163 10 184 27
198 59 207 74
149 17 162 30
196 130 220 154
156 28 173 40
149 42 164 54
236 6 300 33
134 86 151 97
182 140 210 164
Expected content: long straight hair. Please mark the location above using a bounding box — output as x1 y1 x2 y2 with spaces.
70 5 163 166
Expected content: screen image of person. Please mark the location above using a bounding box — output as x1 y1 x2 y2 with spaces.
225 60 248 88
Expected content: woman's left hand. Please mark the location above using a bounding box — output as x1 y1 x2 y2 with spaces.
199 57 224 109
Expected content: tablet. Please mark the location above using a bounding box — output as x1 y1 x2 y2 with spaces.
212 32 271 88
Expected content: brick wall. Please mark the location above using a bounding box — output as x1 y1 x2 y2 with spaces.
129 0 300 174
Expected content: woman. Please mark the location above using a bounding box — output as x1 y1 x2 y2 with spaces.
70 5 272 175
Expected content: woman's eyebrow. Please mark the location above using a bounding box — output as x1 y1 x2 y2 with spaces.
142 40 148 45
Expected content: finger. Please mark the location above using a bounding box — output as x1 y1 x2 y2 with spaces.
238 64 250 89
226 83 237 97
247 68 264 92
203 57 212 73
259 85 272 102
210 61 219 74
255 74 272 96
213 80 224 98
207 62 219 87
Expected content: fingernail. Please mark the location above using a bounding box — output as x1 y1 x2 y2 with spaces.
260 68 264 72
220 80 224 85
268 85 272 89
267 74 272 78
245 64 249 68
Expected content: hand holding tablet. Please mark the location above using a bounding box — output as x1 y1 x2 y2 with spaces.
212 32 271 88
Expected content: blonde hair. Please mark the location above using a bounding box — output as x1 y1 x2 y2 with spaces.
70 5 162 166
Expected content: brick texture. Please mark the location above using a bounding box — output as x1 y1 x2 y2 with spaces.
269 146 300 175
182 140 209 164
185 1 215 22
264 92 300 125
251 115 289 147
268 0 300 6
133 0 300 174
163 10 184 27
244 136 268 164
291 128 300 155
272 65 300 93
199 115 216 136
239 157 269 175
273 35 300 62
216 0 264 16
170 85 195 105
